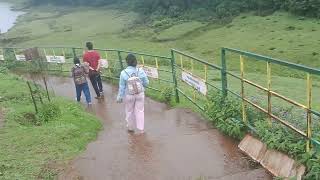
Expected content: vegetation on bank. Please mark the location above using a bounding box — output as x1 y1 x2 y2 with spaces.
25 0 320 20
203 91 320 179
0 67 102 179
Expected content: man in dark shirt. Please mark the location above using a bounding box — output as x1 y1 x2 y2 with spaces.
83 42 104 98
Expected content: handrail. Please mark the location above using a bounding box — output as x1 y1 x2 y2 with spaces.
172 49 222 70
223 47 320 75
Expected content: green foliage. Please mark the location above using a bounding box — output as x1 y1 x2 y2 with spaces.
202 90 320 179
204 92 246 140
161 87 172 104
26 0 320 19
254 120 305 157
38 102 61 123
304 153 320 180
0 73 102 179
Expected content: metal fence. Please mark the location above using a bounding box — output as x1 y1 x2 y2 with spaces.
1 46 320 152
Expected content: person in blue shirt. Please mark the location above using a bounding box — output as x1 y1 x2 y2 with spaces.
117 54 149 133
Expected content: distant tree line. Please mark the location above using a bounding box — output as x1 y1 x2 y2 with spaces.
29 0 320 19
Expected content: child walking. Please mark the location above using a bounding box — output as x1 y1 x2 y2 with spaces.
72 57 92 106
117 54 149 133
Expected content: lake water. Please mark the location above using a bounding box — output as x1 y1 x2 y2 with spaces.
0 2 24 33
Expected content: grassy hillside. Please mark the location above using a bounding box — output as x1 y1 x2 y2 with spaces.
0 5 319 112
1 7 320 68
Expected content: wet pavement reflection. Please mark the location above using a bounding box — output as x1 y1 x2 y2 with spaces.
23 74 272 180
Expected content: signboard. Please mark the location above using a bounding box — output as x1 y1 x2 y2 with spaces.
100 59 108 68
181 71 207 95
142 66 159 79
46 56 66 63
0 55 4 61
15 55 26 61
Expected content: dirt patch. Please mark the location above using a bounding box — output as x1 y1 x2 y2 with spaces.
38 161 66 180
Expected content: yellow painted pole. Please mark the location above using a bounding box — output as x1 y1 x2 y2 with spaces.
141 56 145 66
306 73 312 152
43 48 47 57
204 65 208 82
155 57 159 69
180 55 183 69
52 48 56 56
155 57 160 84
62 48 66 57
191 59 194 72
267 62 272 126
240 55 247 123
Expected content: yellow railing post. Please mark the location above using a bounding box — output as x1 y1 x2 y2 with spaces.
191 59 194 72
155 57 160 84
180 55 183 69
43 48 47 57
141 56 145 66
306 73 312 152
240 55 247 123
155 57 159 69
267 62 272 126
62 48 66 57
204 65 208 83
52 48 56 56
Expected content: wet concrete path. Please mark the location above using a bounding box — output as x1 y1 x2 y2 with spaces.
31 75 272 180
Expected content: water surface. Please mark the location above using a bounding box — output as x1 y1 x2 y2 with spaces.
0 2 24 33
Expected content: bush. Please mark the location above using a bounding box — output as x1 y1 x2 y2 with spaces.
204 92 246 139
161 87 172 104
38 102 61 123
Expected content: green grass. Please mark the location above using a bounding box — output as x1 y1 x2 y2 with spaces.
0 70 102 179
1 7 320 68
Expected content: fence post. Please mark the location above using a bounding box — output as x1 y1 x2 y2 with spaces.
170 50 180 103
306 73 312 152
43 76 51 102
221 48 228 97
27 81 38 113
72 48 76 58
117 51 124 70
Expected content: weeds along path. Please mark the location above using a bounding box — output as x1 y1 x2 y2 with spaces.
30 75 272 180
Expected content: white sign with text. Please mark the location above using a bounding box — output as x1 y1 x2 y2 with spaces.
100 59 108 68
46 56 66 63
15 55 26 61
181 70 207 95
0 55 4 61
142 66 159 79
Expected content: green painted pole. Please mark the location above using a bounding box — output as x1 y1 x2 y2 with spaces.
221 48 228 97
117 51 124 70
170 50 180 103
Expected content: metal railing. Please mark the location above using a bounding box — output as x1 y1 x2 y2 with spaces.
222 47 320 152
1 46 320 152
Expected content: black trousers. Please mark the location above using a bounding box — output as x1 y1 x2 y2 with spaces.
89 74 103 97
